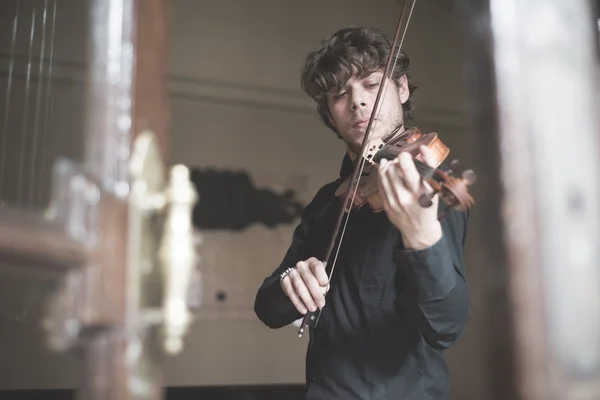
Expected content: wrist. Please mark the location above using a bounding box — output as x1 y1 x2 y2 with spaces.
401 221 442 250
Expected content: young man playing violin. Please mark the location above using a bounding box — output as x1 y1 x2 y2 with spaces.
254 26 470 400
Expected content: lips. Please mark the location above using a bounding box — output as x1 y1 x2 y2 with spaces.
353 119 370 128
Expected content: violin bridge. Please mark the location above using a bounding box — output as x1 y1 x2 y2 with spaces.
362 138 385 165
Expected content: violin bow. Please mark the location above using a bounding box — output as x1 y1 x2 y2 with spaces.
297 0 417 338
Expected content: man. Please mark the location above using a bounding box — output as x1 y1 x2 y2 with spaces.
254 26 470 400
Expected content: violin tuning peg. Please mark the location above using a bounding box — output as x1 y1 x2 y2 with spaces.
446 159 461 176
462 170 477 185
450 159 461 172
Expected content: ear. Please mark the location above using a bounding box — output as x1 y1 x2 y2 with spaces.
397 75 410 104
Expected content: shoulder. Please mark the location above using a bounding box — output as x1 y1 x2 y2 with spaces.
300 179 340 223
313 180 340 202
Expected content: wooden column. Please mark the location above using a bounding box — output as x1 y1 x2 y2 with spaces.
458 0 600 399
132 0 171 161
0 1 197 400
72 1 182 399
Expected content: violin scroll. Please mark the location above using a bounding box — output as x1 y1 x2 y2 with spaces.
422 159 477 212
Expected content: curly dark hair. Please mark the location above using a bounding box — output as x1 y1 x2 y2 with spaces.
300 26 418 137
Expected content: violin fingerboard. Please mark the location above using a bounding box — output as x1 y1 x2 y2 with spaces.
372 147 400 163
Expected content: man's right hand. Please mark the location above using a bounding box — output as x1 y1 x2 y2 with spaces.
280 257 330 314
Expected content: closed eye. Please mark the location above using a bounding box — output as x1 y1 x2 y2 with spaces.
333 91 346 99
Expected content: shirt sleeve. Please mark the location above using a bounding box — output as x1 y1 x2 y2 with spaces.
394 206 471 350
253 186 328 329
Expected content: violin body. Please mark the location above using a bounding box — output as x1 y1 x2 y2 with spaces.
334 127 474 213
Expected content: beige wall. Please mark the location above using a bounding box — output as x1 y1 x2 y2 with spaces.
0 1 486 399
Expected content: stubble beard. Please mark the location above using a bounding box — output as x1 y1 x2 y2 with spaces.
341 104 404 158
346 119 401 157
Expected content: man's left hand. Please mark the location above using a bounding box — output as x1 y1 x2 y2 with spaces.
377 145 442 250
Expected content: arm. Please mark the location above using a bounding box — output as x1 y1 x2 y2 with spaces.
253 223 306 329
395 207 470 350
254 188 325 329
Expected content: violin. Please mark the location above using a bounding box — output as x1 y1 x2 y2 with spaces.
334 126 476 214
296 0 476 338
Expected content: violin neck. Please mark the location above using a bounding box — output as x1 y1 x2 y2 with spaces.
372 145 402 164
414 159 435 180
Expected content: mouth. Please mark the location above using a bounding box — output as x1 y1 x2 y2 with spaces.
353 119 370 128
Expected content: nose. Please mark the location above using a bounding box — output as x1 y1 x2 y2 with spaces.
350 89 368 111
351 101 367 111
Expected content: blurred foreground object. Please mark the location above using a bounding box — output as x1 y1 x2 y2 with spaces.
0 1 202 399
458 0 600 399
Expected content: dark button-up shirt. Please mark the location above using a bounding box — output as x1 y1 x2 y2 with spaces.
254 153 471 399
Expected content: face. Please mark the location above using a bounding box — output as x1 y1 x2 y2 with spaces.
327 70 409 157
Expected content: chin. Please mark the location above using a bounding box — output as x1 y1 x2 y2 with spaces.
349 140 364 155
342 130 375 151
356 132 381 146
